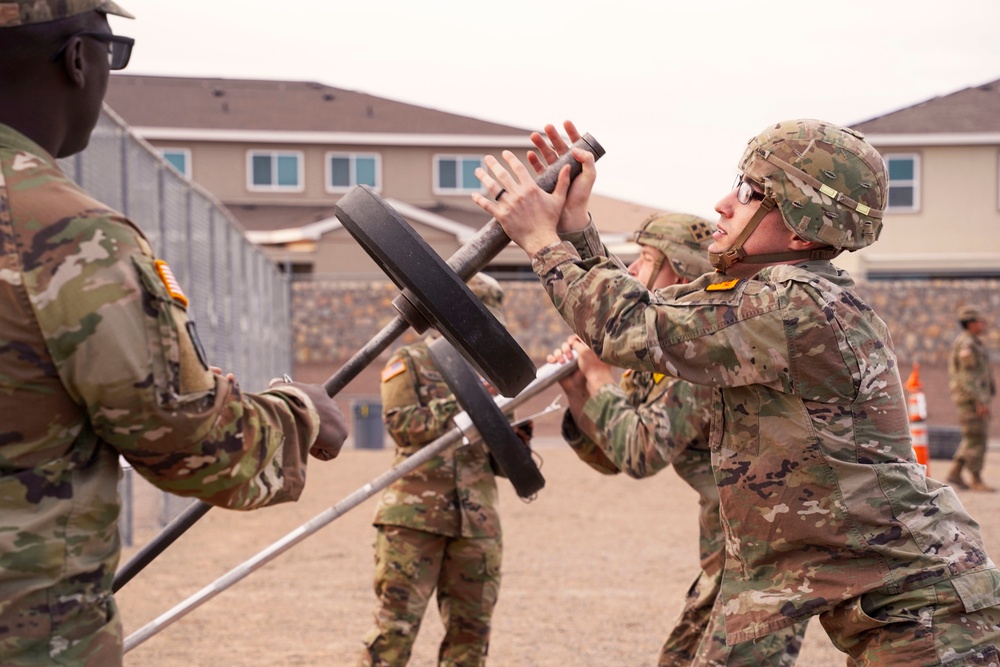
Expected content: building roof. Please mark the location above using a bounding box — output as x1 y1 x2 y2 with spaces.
228 204 339 232
853 78 1000 134
106 75 532 136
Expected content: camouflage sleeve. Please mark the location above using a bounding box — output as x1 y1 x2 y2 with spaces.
579 376 713 478
530 243 789 389
35 212 319 510
380 346 460 452
558 218 628 270
560 408 621 475
953 338 994 405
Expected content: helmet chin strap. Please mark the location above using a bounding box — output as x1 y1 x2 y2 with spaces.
707 197 840 271
708 198 776 271
644 252 665 290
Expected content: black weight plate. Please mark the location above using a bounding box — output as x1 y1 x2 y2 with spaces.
335 186 534 397
427 337 545 498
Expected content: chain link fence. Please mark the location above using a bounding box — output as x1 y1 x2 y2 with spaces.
61 105 293 544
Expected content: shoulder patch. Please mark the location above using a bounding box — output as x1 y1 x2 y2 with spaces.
652 373 666 384
381 359 407 383
706 278 741 292
154 260 189 307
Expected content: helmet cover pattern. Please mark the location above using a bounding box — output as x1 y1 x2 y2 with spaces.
633 212 716 280
738 119 888 252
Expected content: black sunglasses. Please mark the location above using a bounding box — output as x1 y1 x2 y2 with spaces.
51 32 135 71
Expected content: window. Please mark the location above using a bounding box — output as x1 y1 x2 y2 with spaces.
326 152 380 192
247 151 303 191
160 148 190 177
434 155 484 194
885 153 920 212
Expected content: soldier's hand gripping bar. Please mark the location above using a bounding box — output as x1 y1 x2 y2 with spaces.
113 133 604 593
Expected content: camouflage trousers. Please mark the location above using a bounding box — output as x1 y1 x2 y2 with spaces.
954 407 991 474
358 525 502 667
661 567 807 667
820 577 1000 666
0 591 122 667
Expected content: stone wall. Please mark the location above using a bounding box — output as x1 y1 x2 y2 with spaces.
293 277 1000 368
855 279 1000 366
292 278 575 367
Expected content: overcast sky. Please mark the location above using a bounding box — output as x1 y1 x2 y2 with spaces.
110 0 1000 220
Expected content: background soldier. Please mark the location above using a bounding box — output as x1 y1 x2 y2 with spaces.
0 2 348 665
358 274 526 667
475 119 1000 665
550 213 806 666
947 305 997 491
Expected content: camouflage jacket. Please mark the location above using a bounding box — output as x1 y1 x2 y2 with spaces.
533 235 1000 644
949 330 996 410
0 124 323 666
562 369 722 574
374 338 501 538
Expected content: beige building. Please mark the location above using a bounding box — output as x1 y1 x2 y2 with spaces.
842 78 1000 279
105 75 658 278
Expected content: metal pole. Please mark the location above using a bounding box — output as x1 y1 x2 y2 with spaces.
113 135 603 587
114 501 213 592
123 359 577 653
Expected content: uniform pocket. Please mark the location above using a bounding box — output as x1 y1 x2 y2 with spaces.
131 256 181 404
950 568 1000 614
719 387 760 456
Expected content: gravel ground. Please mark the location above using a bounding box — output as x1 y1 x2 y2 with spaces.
115 435 1000 667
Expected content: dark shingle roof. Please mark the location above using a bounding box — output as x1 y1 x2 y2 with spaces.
106 75 531 135
853 78 1000 134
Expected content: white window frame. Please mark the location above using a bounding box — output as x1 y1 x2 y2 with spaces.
433 154 485 194
884 152 920 213
246 150 304 192
325 152 382 193
160 147 191 178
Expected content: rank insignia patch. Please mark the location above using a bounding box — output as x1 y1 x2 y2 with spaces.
706 279 741 292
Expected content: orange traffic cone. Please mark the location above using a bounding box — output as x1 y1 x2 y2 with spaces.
905 363 930 475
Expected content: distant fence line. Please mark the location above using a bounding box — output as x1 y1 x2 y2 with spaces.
62 106 292 390
66 106 293 543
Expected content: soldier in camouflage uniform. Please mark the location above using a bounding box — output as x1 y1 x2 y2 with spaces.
946 305 997 492
358 274 520 667
550 213 807 667
474 119 1000 666
0 3 348 665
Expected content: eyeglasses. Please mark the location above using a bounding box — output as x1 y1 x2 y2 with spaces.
51 32 135 71
733 175 767 205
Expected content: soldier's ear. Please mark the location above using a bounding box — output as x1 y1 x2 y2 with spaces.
57 36 88 89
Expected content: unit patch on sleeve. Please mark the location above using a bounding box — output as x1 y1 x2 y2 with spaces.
154 259 189 307
381 360 407 383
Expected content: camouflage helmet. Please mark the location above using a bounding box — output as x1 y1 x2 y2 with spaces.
633 212 716 281
467 273 506 325
958 305 983 323
738 119 887 252
0 0 133 27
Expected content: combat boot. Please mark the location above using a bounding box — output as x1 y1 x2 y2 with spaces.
969 473 996 493
946 459 969 489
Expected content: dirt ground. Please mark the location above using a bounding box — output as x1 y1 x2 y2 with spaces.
116 424 1000 667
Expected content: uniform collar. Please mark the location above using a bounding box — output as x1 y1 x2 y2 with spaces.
0 123 58 167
